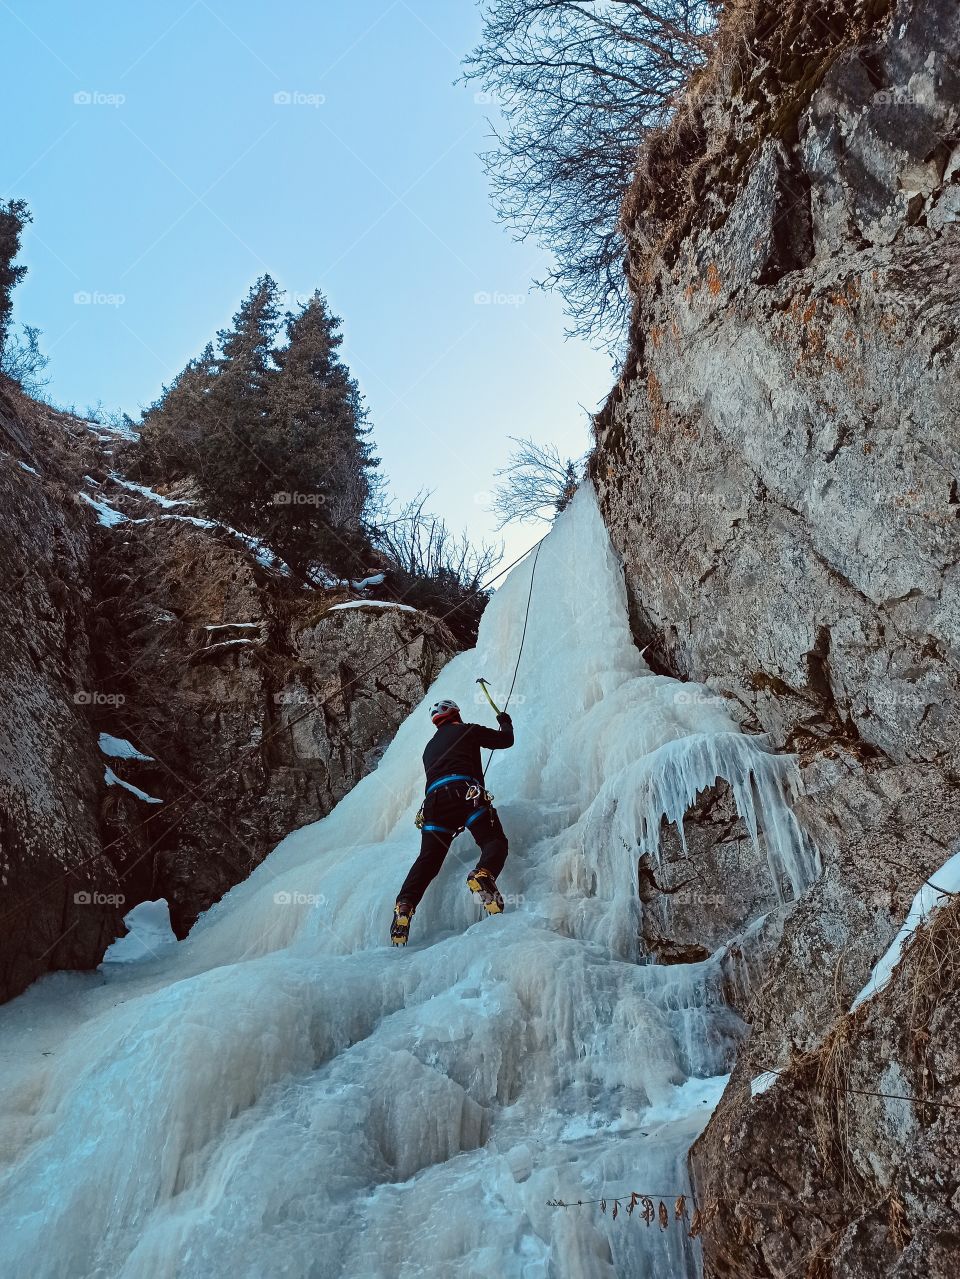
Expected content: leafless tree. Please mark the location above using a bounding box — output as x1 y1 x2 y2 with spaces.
462 0 715 346
373 493 503 588
0 325 50 396
490 436 581 528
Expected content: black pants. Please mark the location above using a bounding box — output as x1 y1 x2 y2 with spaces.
397 781 509 909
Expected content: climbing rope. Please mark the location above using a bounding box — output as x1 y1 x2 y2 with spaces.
482 537 543 781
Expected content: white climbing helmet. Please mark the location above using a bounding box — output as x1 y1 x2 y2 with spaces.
430 698 460 725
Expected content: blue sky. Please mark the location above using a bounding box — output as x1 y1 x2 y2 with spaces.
1 0 614 561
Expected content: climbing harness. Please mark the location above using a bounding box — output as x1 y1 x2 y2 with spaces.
414 774 493 833
412 538 543 831
425 773 480 797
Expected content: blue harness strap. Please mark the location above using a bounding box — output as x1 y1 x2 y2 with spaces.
422 823 456 835
425 773 478 797
464 807 488 828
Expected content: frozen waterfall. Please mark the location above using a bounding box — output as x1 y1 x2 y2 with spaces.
0 485 814 1278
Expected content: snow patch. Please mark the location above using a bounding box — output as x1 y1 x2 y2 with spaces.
128 514 216 530
18 460 39 475
104 767 162 804
109 473 190 508
751 1069 783 1097
852 847 960 1009
79 491 127 528
328 600 418 614
98 733 153 761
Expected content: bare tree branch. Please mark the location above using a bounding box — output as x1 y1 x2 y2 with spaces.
490 435 582 528
462 0 716 347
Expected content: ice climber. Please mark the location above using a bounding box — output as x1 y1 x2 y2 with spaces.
390 697 514 945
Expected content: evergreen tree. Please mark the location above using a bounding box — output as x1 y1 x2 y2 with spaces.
263 291 376 572
0 199 31 364
134 279 376 579
137 343 216 478
192 275 284 539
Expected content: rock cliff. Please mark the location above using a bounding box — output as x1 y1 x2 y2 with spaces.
0 387 458 1001
591 0 960 1272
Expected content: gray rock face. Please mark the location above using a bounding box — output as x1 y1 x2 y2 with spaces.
594 0 960 1272
0 388 458 1000
0 390 124 1001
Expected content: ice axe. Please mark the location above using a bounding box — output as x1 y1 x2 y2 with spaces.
476 677 503 716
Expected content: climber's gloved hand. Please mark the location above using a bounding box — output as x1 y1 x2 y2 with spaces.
497 711 512 726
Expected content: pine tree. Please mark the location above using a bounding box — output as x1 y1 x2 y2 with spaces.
133 279 377 579
191 275 284 541
137 343 216 478
0 200 31 364
263 291 376 573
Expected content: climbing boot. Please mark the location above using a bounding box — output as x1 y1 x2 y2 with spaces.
466 868 504 915
390 901 415 946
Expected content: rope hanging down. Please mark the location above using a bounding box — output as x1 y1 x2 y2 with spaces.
482 538 542 781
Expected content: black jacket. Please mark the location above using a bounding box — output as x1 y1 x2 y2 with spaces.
422 714 514 789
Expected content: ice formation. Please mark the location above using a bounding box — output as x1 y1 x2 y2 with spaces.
0 486 815 1278
852 846 960 1010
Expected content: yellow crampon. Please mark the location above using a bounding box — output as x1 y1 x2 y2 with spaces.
466 868 504 915
391 902 415 946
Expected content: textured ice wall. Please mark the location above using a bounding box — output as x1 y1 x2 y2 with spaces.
0 485 814 1279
